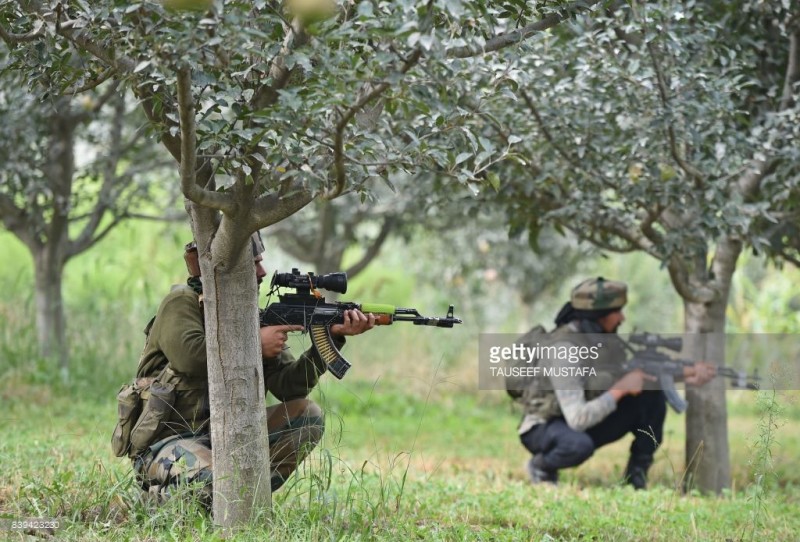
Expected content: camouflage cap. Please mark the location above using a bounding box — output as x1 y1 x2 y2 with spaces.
571 277 627 311
251 231 265 257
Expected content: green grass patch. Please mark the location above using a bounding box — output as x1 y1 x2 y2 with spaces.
2 382 799 541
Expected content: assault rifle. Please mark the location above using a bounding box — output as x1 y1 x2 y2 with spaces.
259 268 462 379
622 332 760 413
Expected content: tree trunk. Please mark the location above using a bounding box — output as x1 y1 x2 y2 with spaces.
682 297 730 493
200 234 272 528
32 249 68 379
681 239 740 494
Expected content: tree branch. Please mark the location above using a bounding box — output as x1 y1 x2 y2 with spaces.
637 205 666 247
326 48 423 200
69 95 126 257
250 18 309 111
50 13 184 161
736 158 778 201
666 257 715 304
601 218 655 253
519 89 582 170
446 0 605 59
176 65 235 214
0 193 38 249
645 40 705 184
0 19 44 44
63 67 115 96
779 27 800 112
67 214 125 260
251 188 314 229
344 216 396 278
734 25 798 202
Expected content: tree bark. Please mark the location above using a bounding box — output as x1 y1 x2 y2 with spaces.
32 248 68 378
31 105 75 378
194 219 272 528
682 297 730 493
681 239 741 494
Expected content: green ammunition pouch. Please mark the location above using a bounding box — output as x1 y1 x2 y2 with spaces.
129 380 176 458
112 364 209 460
111 383 144 458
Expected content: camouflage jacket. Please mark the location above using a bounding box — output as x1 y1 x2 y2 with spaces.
517 320 627 435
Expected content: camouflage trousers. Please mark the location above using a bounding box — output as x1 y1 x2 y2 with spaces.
132 398 324 504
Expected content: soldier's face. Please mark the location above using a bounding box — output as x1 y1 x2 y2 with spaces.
598 309 624 333
254 255 267 285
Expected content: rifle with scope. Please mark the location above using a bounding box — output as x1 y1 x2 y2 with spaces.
622 332 760 413
259 268 462 379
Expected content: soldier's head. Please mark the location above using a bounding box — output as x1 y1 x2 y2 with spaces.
570 277 627 332
184 241 201 277
184 232 268 284
251 231 267 285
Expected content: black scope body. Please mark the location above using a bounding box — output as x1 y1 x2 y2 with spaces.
629 332 683 352
271 268 348 294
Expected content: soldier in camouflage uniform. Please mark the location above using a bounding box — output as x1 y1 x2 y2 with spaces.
112 233 375 505
517 277 715 489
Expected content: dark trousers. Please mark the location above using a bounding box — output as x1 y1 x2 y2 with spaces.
520 391 667 472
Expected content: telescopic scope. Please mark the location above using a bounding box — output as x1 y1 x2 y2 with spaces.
271 268 348 294
629 332 683 352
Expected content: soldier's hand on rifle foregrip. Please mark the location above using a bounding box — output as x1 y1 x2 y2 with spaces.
330 309 376 338
609 369 657 401
261 324 304 358
683 361 716 386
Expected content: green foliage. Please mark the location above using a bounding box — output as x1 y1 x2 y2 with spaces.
453 1 800 266
0 0 603 203
0 54 170 249
728 253 800 333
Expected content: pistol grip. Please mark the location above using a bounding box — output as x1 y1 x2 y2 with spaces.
310 324 351 379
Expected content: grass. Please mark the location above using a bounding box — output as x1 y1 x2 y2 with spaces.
2 389 800 541
1 225 800 540
2 366 799 541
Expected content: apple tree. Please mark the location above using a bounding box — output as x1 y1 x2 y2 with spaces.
1 0 610 525
462 0 799 492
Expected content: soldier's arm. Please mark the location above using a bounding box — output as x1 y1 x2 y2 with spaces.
544 341 617 432
156 290 207 376
263 337 346 401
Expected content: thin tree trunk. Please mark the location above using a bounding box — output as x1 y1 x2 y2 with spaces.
681 239 740 494
33 244 68 379
201 236 272 527
682 297 731 494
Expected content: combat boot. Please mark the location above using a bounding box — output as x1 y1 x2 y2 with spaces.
623 455 653 490
527 456 559 485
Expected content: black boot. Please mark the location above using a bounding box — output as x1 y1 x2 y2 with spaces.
527 456 559 485
623 455 653 490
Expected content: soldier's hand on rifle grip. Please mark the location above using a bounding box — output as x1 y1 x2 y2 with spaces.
330 309 375 337
609 369 657 401
261 325 304 358
684 361 716 386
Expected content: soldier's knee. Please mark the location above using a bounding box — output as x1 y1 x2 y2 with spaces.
303 399 324 422
564 431 595 465
281 398 324 422
282 398 325 444
303 400 325 444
